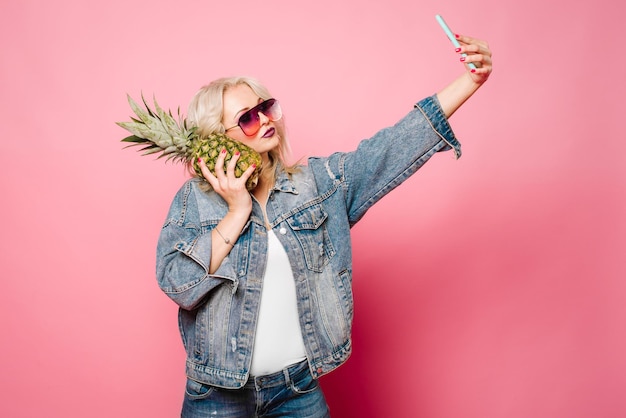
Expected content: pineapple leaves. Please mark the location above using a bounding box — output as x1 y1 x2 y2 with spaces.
116 93 196 162
120 135 148 144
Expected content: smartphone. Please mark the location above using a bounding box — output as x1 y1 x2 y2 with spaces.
435 14 476 70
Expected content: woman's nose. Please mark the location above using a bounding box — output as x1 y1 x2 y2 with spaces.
258 111 270 124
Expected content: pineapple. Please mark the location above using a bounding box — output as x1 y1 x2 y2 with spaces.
116 94 261 190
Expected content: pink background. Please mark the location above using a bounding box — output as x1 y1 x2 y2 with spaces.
2 0 625 417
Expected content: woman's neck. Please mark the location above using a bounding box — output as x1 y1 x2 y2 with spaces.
252 176 272 228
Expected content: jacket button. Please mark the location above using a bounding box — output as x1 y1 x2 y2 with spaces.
279 227 287 235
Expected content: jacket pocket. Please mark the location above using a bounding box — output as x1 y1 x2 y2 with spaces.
286 204 335 272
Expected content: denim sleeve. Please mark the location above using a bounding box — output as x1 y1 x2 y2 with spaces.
311 95 461 226
156 182 238 310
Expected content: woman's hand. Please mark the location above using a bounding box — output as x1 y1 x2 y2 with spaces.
198 149 255 215
437 35 493 117
455 34 493 84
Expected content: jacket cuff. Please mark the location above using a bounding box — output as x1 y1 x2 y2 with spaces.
185 232 239 294
415 95 462 159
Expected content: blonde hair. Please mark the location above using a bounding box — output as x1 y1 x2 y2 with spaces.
187 76 299 187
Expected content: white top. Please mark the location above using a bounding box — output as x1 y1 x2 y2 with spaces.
250 230 307 376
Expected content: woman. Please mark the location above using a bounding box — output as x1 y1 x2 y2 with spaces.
157 34 492 417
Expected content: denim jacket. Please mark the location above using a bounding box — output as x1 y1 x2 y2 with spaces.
156 95 461 389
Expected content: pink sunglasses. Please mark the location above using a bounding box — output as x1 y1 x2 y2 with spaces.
225 98 282 136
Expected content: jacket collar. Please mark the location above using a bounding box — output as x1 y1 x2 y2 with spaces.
271 166 299 195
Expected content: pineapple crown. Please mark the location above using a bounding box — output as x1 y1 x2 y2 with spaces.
116 94 197 163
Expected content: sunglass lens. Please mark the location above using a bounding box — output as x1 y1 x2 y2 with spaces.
263 99 282 121
238 111 258 136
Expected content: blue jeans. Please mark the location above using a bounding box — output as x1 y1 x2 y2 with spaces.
181 360 331 417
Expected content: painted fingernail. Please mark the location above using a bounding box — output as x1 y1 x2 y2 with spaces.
471 68 476 73
221 149 227 154
197 158 202 163
251 164 257 169
460 57 466 62
455 34 460 38
455 48 461 52
234 151 240 156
